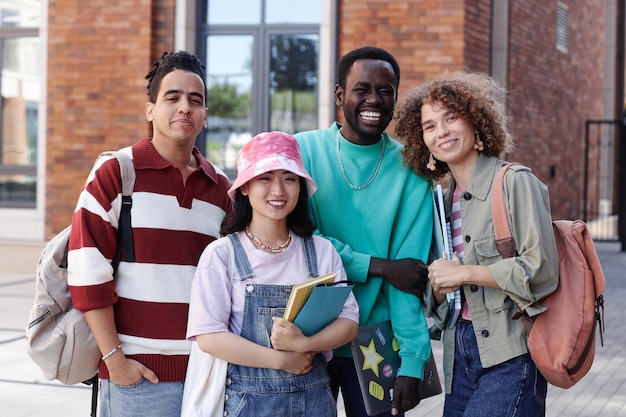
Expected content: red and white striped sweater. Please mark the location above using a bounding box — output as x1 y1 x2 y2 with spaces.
68 137 231 381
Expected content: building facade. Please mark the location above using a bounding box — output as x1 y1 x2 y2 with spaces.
0 0 616 242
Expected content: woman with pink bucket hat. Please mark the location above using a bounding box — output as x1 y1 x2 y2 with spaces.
185 131 359 416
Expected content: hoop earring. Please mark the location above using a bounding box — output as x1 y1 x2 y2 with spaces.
427 153 437 171
474 132 485 151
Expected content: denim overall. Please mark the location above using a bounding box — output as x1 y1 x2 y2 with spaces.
223 234 337 417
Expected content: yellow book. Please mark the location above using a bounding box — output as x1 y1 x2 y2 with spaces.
283 273 336 322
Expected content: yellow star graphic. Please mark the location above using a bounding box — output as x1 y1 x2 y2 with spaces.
359 339 384 377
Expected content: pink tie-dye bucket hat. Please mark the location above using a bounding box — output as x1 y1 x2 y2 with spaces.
227 131 318 201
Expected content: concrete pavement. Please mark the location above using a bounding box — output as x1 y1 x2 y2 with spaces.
0 240 624 416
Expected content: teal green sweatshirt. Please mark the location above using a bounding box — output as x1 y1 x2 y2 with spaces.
295 123 433 379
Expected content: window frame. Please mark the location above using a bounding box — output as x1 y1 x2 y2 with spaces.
0 26 39 209
556 1 569 53
194 0 335 156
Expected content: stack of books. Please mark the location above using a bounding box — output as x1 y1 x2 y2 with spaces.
283 273 354 336
433 184 462 329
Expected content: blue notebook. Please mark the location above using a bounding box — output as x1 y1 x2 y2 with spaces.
293 281 354 336
433 184 462 329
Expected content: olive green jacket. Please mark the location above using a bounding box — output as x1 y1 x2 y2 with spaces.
424 154 559 393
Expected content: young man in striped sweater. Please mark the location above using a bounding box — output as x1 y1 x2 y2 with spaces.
68 51 231 417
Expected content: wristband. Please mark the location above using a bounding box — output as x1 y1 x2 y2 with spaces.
102 344 123 361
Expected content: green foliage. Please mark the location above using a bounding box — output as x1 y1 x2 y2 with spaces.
270 35 318 91
207 81 250 118
270 90 317 113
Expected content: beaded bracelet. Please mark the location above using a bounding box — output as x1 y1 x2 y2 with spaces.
102 344 123 361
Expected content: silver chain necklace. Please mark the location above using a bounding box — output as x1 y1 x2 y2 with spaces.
335 129 385 190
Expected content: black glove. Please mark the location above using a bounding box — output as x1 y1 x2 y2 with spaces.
391 376 421 415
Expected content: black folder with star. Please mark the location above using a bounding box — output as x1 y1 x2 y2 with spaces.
350 320 442 416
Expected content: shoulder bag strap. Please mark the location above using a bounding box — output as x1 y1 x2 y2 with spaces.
492 162 522 258
98 150 136 270
85 151 135 417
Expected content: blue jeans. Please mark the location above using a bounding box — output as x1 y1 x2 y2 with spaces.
99 378 184 417
328 356 403 417
443 319 547 417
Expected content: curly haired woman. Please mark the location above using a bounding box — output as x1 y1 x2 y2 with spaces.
394 72 559 417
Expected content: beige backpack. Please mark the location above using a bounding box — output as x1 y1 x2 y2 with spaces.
26 150 135 385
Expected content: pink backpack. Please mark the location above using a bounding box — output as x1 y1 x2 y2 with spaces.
492 163 606 388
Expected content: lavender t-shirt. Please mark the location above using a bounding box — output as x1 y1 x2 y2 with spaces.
187 232 359 350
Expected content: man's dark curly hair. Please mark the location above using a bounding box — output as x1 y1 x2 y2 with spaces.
336 46 400 90
145 51 206 103
394 71 514 181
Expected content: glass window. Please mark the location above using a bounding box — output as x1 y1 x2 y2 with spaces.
0 35 39 208
205 35 254 169
208 0 261 24
0 0 41 28
556 2 568 52
265 0 321 24
269 34 319 133
199 0 322 175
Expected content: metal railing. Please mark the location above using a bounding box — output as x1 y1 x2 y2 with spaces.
584 120 622 244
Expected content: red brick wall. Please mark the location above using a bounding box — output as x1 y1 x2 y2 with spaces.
464 0 491 73
44 0 607 235
338 0 606 219
150 0 177 74
337 0 471 132
506 0 605 219
46 0 175 237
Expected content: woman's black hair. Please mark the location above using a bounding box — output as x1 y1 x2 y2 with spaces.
220 177 316 237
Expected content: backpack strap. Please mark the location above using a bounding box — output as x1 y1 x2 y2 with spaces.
86 375 98 417
99 151 136 269
492 162 523 258
116 151 135 264
87 151 135 416
493 162 540 323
